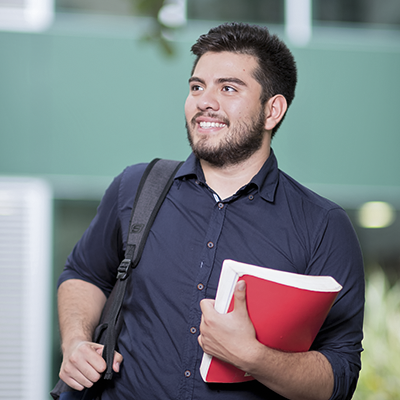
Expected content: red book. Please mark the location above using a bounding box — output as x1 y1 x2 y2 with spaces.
200 259 342 383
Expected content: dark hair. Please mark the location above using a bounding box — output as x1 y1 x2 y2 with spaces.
191 22 297 136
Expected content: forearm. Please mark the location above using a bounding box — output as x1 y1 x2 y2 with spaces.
240 341 334 400
58 279 107 349
57 279 112 389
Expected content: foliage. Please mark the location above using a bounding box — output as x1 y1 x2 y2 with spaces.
127 0 179 56
353 266 400 399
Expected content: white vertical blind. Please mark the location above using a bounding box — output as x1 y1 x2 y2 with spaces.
0 0 53 32
0 177 52 400
285 0 312 46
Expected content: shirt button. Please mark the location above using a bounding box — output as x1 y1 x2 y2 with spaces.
207 241 214 248
218 202 224 209
185 370 191 377
248 194 254 200
190 327 197 334
197 283 204 290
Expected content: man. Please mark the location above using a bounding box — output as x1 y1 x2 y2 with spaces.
57 22 364 400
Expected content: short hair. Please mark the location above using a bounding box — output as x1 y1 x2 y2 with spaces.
190 22 297 136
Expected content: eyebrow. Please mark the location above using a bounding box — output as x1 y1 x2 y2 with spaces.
188 76 205 85
188 76 248 87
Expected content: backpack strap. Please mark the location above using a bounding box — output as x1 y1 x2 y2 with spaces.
119 158 183 278
100 158 183 379
51 159 183 399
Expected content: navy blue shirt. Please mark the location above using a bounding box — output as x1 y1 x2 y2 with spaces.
59 150 364 400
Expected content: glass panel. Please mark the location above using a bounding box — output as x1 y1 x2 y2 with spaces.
56 0 132 15
187 0 284 24
313 0 400 27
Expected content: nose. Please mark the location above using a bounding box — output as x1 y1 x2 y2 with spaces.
197 89 219 111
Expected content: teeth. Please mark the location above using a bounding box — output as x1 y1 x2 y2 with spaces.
199 121 226 128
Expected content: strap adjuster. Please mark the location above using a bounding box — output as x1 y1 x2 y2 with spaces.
117 259 132 280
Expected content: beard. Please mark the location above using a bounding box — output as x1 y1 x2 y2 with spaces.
186 109 266 168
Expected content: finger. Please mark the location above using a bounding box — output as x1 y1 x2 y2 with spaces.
60 341 107 390
95 345 103 356
233 280 248 315
61 368 96 391
197 334 202 348
95 345 123 374
113 351 124 373
199 298 215 313
60 359 100 390
85 344 107 374
71 343 106 383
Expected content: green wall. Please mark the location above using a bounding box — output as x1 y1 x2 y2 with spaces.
1 17 398 392
1 18 400 203
278 44 400 187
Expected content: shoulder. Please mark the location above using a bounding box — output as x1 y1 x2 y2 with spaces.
118 163 149 194
278 169 342 213
97 163 149 213
276 170 355 244
120 162 149 182
106 163 150 232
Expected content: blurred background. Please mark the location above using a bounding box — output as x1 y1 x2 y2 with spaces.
0 0 399 398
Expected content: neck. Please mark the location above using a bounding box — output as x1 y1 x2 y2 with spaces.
201 143 271 200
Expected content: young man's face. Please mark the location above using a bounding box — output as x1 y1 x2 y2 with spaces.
185 51 267 167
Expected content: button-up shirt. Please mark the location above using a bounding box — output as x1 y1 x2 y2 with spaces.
59 150 364 400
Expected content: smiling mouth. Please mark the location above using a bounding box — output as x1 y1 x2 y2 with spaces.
199 121 227 129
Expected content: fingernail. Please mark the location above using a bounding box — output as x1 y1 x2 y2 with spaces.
237 280 245 291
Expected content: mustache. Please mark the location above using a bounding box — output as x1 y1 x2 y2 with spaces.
190 112 230 127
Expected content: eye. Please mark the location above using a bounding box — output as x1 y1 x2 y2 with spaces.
222 86 236 92
190 84 203 92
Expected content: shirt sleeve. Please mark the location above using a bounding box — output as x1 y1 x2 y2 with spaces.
57 172 125 297
307 207 365 400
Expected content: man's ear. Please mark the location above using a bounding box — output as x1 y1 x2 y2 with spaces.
264 95 287 131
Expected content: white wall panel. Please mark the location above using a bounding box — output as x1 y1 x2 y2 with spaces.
0 177 52 399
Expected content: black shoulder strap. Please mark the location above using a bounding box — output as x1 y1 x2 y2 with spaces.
100 158 183 379
118 158 183 278
52 159 183 399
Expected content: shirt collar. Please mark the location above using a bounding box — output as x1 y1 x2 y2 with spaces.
175 152 205 181
249 148 279 203
175 149 279 203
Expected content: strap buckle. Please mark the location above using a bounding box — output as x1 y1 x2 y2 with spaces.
116 259 132 280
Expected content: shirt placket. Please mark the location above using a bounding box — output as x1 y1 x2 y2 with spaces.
178 196 227 400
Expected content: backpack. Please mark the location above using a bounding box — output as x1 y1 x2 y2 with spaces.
51 159 183 400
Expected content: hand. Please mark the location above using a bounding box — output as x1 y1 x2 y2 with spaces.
198 280 259 369
199 281 334 400
59 339 123 391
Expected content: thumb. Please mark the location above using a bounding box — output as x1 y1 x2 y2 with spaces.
113 351 124 373
233 280 248 315
94 345 123 373
94 344 105 356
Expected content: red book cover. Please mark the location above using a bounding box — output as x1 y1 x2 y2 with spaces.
200 259 342 383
